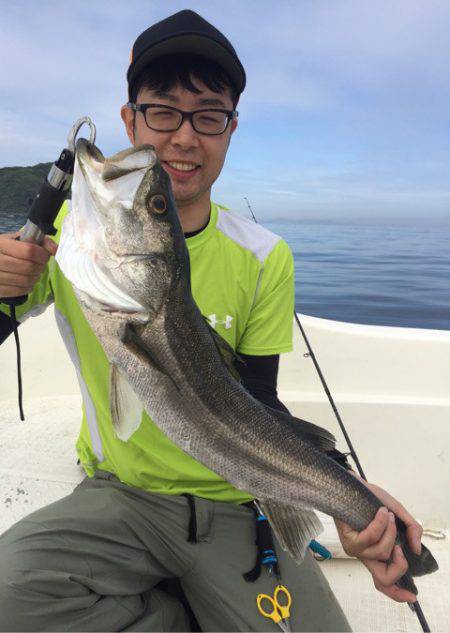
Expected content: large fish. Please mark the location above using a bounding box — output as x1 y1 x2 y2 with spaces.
56 139 438 594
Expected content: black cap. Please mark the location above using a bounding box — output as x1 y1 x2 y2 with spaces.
127 10 246 100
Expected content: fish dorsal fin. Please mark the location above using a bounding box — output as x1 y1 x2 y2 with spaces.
203 316 244 382
259 500 323 563
110 364 143 442
264 406 336 452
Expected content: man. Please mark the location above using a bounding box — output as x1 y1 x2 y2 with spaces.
0 9 422 632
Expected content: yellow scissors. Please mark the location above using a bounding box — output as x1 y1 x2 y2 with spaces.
256 584 292 632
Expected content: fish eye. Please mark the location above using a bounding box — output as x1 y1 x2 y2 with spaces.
148 194 167 214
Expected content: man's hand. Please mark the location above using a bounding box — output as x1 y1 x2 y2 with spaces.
0 231 57 298
334 478 423 603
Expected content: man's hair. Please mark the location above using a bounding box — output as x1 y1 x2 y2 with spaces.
129 53 239 109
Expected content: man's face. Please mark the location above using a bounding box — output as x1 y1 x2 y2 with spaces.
121 78 238 208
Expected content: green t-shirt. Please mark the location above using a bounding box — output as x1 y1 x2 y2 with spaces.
1 200 294 503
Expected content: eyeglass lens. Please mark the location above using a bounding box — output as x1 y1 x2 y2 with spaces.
145 107 229 134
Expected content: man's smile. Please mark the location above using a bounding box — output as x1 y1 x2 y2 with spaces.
162 160 201 180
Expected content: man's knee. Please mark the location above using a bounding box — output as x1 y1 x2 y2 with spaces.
145 588 193 632
0 547 32 630
0 530 81 631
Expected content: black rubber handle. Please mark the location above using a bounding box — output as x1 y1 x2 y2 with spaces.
0 148 74 307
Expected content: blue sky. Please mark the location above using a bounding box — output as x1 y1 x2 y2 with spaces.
1 0 450 225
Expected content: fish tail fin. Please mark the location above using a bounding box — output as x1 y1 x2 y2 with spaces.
260 500 323 563
395 518 439 594
402 539 439 577
405 541 439 576
396 571 418 595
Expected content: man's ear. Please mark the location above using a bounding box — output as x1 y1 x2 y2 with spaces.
225 117 238 150
120 104 135 145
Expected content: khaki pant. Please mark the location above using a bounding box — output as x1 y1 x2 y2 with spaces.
0 470 350 632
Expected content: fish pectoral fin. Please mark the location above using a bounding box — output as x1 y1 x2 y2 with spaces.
260 500 323 563
110 364 143 441
203 316 244 382
264 406 336 452
122 323 180 393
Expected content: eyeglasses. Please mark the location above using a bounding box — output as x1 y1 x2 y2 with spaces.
127 102 238 136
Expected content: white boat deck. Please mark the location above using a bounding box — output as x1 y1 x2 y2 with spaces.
1 308 449 631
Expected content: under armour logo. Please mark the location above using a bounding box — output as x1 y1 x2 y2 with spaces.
208 314 233 329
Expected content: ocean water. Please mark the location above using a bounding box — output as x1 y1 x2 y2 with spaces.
1 211 448 330
0 211 29 235
265 220 450 331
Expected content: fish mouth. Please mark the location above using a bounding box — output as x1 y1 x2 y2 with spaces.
73 139 160 235
76 137 104 159
75 138 105 172
75 138 157 181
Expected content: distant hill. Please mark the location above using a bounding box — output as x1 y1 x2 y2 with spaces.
0 162 53 228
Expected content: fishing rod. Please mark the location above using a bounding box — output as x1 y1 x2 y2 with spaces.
243 196 431 633
0 117 96 420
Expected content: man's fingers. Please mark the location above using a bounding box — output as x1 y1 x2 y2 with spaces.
358 511 397 560
41 236 58 256
0 235 53 265
0 285 34 298
406 523 423 556
0 252 47 277
0 232 54 298
357 508 391 550
337 507 391 555
364 481 423 557
335 478 423 604
373 581 417 604
363 481 423 555
0 270 41 289
363 545 409 589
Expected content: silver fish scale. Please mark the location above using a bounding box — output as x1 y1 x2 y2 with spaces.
114 293 382 531
88 298 377 531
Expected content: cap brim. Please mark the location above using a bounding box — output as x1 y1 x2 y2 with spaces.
128 34 245 97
